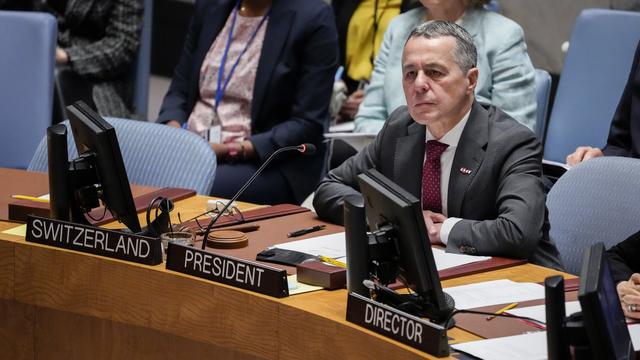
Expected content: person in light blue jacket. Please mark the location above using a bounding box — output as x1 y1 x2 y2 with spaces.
354 1 537 133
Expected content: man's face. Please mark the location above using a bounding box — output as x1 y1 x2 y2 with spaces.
401 36 477 127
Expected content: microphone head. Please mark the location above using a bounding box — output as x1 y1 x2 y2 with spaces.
298 143 317 155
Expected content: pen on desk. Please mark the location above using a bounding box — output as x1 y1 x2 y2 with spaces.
11 195 49 203
318 255 347 268
287 224 326 238
486 302 518 321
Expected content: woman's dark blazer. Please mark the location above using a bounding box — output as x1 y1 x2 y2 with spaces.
158 0 338 203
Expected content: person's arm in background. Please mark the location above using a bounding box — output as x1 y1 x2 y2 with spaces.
488 24 537 132
601 41 640 157
157 0 205 126
352 16 396 134
63 0 143 81
566 40 640 165
248 4 338 162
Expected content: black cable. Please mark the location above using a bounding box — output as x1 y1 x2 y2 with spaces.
84 204 108 222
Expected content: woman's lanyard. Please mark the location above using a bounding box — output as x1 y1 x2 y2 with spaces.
215 0 271 111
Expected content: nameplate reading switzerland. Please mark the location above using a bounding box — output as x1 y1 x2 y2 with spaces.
165 242 289 298
25 215 162 265
346 292 449 357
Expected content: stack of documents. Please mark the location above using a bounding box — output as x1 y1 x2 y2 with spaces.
453 324 640 359
452 331 547 360
507 301 582 324
444 279 545 310
273 232 492 272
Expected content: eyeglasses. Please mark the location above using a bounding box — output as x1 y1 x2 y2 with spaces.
177 200 245 234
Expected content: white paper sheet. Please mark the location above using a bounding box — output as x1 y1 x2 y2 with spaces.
431 248 491 271
630 323 640 350
328 121 355 132
507 301 582 324
444 279 545 310
323 132 376 151
274 234 490 272
453 324 640 359
452 331 547 360
274 232 346 259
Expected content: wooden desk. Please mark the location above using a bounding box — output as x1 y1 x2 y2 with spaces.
0 194 572 359
0 168 158 221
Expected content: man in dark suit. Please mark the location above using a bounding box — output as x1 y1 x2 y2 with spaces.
566 39 640 165
314 21 562 269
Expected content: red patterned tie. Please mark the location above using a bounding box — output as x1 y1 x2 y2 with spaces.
422 140 449 213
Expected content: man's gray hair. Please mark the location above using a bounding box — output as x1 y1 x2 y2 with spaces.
406 21 477 73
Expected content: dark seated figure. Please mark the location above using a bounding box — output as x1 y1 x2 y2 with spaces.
607 230 640 320
313 20 562 269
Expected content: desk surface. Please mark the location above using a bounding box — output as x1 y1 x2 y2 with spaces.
0 191 572 359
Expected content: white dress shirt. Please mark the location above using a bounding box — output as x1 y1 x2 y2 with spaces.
423 109 471 244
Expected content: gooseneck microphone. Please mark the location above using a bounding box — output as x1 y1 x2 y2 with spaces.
201 143 316 250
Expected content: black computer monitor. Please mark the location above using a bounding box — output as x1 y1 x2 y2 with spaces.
355 169 454 323
48 101 141 233
579 242 634 360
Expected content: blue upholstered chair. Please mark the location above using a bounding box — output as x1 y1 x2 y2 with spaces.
546 157 640 275
543 9 640 163
0 11 57 169
131 0 153 119
28 118 217 195
534 69 551 142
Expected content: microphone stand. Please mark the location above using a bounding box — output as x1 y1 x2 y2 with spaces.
200 144 314 250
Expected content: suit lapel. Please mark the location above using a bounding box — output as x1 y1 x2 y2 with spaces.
252 1 295 123
448 102 489 217
394 121 426 198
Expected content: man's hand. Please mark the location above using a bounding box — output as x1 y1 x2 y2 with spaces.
338 90 365 120
617 273 640 320
566 146 603 166
423 210 447 245
55 47 69 64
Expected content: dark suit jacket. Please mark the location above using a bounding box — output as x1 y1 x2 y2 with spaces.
314 102 563 269
607 230 640 283
158 0 338 204
603 39 640 158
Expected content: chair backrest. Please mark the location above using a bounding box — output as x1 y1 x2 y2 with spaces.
543 9 640 162
547 157 640 275
534 68 551 142
0 11 56 169
131 0 153 119
28 118 217 195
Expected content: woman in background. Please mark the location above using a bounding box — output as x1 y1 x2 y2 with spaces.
332 0 416 121
1 0 144 118
354 0 537 134
158 0 338 205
